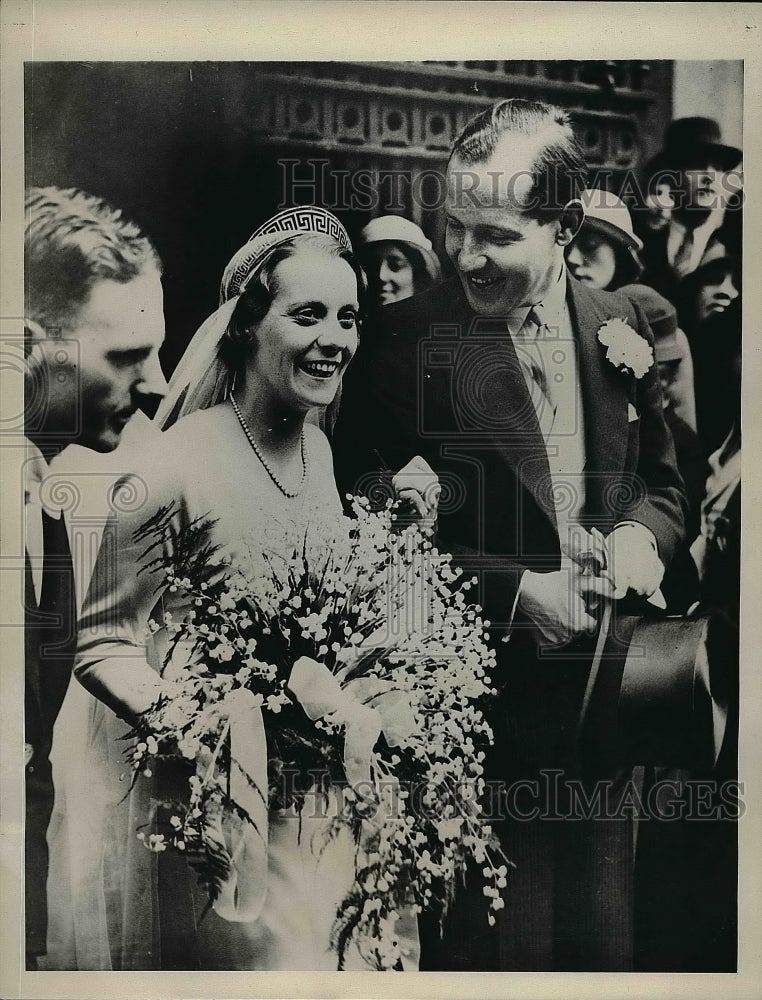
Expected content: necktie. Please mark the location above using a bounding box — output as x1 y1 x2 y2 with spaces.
515 308 556 439
523 303 587 528
671 227 695 278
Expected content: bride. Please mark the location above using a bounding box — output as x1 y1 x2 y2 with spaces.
44 207 436 971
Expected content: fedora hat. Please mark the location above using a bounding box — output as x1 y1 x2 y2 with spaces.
646 117 742 175
690 240 741 285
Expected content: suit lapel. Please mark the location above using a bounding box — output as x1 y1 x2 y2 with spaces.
426 279 633 533
407 282 558 536
455 305 558 535
566 277 629 516
26 494 45 606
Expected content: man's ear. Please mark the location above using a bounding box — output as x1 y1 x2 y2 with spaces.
556 200 584 246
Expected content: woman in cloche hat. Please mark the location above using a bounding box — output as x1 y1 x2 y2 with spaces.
357 215 442 309
565 188 644 292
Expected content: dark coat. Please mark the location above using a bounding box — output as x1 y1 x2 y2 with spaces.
640 212 740 306
25 500 76 963
336 274 685 621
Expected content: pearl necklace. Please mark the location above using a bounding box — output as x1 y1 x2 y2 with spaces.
230 393 307 498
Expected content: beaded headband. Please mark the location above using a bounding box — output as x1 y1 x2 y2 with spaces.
221 206 352 303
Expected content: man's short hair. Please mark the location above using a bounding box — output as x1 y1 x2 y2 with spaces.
450 98 588 222
25 186 161 332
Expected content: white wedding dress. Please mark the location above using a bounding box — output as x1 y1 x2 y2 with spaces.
43 406 419 971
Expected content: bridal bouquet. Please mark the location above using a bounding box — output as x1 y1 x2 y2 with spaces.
127 497 509 970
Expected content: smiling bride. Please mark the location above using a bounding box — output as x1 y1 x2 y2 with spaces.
44 207 437 971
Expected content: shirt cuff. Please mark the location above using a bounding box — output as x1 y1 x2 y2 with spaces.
507 570 528 636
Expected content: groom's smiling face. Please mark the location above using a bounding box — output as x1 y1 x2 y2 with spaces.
445 135 566 316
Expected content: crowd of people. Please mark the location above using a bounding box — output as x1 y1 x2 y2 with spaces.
22 99 741 973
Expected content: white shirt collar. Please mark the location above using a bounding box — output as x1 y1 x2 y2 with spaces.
531 263 568 331
670 207 724 241
505 264 567 338
24 438 49 504
24 437 63 518
505 306 532 338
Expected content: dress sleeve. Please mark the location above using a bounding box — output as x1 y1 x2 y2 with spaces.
75 438 271 924
75 459 190 725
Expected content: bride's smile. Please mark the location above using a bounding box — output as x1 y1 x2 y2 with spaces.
245 248 360 414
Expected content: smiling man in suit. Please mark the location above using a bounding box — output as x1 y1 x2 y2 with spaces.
334 99 687 971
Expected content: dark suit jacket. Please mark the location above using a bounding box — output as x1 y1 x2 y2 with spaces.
335 275 686 638
640 227 677 302
25 498 76 961
640 216 738 304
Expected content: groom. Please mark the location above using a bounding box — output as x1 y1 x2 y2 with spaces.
334 99 686 970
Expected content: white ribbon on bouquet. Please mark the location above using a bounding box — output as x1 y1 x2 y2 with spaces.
287 655 421 970
200 656 416 926
287 655 415 788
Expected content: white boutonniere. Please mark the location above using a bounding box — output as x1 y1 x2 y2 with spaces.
596 318 654 379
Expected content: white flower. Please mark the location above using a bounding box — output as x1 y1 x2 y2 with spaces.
597 318 653 378
145 833 167 853
435 817 463 842
211 641 235 662
177 735 200 759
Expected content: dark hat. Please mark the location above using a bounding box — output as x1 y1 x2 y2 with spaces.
619 283 681 361
619 283 677 338
645 117 742 176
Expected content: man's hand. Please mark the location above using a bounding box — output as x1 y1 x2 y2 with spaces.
519 557 615 645
604 523 665 601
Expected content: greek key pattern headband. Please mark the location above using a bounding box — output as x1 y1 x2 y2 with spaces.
223 206 352 302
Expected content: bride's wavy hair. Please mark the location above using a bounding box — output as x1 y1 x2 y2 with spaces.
219 233 368 378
